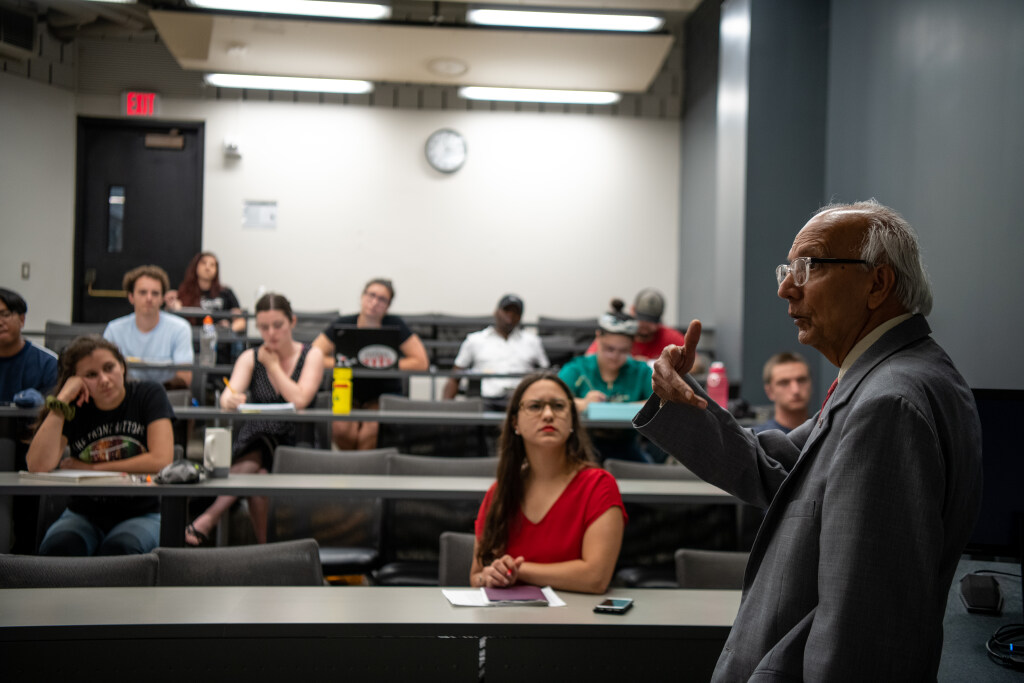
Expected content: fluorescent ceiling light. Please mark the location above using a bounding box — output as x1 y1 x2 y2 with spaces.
458 86 620 106
467 8 663 33
187 0 391 20
205 73 374 94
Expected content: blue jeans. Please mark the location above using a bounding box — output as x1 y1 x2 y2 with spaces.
39 508 161 556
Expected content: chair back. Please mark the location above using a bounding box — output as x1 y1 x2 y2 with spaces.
377 395 490 457
375 454 495 586
607 458 737 588
674 548 749 589
0 552 158 587
604 459 699 481
155 539 323 586
438 531 476 587
379 395 485 413
43 321 107 354
292 311 336 343
268 446 393 576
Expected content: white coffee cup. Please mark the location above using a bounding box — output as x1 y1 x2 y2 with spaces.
203 427 232 478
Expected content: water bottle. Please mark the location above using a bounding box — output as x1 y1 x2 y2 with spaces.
199 315 217 366
332 367 352 415
706 361 729 408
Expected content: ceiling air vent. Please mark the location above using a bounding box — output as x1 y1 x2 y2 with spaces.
0 4 36 61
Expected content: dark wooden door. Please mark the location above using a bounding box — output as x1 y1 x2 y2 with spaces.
73 117 204 323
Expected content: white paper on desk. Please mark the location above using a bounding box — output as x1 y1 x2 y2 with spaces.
19 470 128 482
238 402 295 413
442 587 566 607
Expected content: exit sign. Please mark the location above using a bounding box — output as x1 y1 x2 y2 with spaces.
122 91 160 117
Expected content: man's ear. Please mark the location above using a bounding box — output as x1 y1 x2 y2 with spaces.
764 383 777 402
866 263 897 310
127 291 136 306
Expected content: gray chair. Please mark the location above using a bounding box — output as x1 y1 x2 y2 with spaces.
608 457 737 588
603 459 700 481
43 320 107 354
292 311 336 344
268 445 395 578
438 531 476 587
374 453 497 586
0 552 158 587
155 539 324 586
674 548 749 589
378 395 489 457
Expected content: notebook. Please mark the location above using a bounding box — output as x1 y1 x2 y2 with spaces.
484 585 549 606
330 324 403 369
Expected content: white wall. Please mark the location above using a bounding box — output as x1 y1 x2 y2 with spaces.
0 74 76 329
75 95 682 325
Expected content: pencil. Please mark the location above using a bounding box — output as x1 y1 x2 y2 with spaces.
222 377 234 393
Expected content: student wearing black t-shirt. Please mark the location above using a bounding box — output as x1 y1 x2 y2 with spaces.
166 252 246 333
27 336 174 555
312 278 429 450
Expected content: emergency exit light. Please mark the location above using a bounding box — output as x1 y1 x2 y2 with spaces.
122 91 160 117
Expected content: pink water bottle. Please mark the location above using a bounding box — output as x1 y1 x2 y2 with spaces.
706 361 729 408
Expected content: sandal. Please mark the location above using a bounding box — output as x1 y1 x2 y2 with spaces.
185 522 212 547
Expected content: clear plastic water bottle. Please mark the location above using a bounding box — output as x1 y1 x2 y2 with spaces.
199 315 217 366
706 361 729 408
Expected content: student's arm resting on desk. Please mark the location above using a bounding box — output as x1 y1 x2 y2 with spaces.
398 333 429 371
470 507 625 594
61 418 174 473
258 344 324 408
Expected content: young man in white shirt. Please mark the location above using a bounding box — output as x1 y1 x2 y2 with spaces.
443 294 549 410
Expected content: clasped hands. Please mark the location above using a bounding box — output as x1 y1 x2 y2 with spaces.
651 319 708 410
480 554 524 588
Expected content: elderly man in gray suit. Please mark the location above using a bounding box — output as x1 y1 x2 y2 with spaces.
635 200 982 682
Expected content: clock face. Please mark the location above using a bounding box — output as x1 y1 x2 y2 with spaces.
425 128 467 173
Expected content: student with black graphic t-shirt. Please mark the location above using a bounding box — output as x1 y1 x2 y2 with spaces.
166 252 246 333
27 336 174 556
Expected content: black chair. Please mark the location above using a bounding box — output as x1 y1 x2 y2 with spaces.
605 459 738 588
155 539 324 586
674 548 749 589
536 315 597 365
438 531 476 587
377 395 490 457
292 311 336 344
374 453 498 586
0 552 159 587
268 445 394 579
43 321 107 354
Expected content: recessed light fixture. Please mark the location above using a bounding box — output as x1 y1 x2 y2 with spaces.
205 73 374 94
458 86 620 106
186 0 391 21
467 8 663 33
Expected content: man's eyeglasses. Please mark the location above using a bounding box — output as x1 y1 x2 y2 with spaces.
775 257 871 287
0 310 16 320
519 399 570 417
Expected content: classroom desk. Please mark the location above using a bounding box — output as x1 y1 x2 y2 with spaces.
0 472 736 548
0 586 741 682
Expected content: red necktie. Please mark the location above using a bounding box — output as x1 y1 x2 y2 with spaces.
821 378 839 413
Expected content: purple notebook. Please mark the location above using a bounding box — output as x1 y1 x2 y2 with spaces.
484 585 548 606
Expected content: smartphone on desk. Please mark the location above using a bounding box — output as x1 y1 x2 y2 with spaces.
594 598 634 615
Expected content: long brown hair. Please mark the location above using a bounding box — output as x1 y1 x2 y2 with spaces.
476 372 595 566
177 252 222 307
37 336 127 423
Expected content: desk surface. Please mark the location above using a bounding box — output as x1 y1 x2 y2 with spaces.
0 585 740 637
0 472 736 504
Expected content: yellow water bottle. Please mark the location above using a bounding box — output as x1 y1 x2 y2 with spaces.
332 367 352 415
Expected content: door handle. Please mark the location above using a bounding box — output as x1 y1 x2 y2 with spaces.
85 268 127 298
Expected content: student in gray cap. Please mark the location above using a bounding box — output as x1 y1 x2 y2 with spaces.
585 288 686 361
444 294 549 410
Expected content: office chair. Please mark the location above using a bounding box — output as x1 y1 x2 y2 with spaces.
377 395 488 457
0 552 159 587
155 539 324 586
43 321 107 354
268 445 395 578
438 531 476 587
674 548 749 589
374 453 497 586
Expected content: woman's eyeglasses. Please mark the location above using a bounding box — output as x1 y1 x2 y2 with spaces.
519 399 570 417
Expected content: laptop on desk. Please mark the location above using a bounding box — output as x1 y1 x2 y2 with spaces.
330 324 403 369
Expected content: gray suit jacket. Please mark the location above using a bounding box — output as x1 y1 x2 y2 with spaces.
635 315 982 682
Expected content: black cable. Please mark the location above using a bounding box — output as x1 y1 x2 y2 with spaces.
986 624 1024 670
